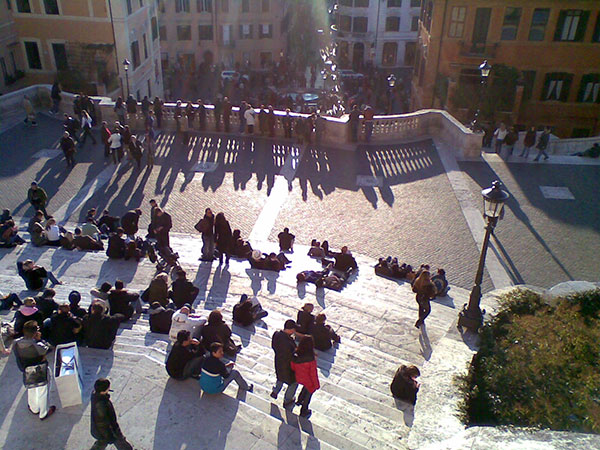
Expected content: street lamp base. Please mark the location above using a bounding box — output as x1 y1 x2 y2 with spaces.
457 303 485 332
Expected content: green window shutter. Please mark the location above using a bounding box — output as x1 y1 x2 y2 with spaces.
574 10 590 41
560 74 573 101
541 73 552 100
554 11 566 41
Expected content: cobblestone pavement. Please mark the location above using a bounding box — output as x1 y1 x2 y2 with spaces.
459 154 600 288
2 116 492 291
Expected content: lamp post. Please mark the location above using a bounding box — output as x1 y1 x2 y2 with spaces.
122 58 131 98
387 74 396 114
470 59 492 132
458 180 509 332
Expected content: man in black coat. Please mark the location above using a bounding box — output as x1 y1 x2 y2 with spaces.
153 208 172 250
97 210 120 234
106 228 126 259
46 303 82 346
120 209 141 238
107 280 139 321
169 270 199 309
165 330 204 380
270 320 298 407
84 303 122 349
90 378 133 450
148 302 173 334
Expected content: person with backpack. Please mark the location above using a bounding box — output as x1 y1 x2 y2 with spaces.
195 208 215 261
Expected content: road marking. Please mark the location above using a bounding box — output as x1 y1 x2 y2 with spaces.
539 186 574 200
53 165 117 225
434 142 513 289
248 145 305 243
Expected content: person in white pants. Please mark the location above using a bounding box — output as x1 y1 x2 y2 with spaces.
13 320 56 420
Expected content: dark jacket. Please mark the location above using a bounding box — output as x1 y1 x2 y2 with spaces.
91 392 124 442
47 312 81 346
271 330 296 384
20 265 47 290
537 132 550 150
107 290 138 320
166 342 203 379
334 252 357 271
106 234 126 259
154 212 172 234
149 306 173 334
296 310 315 334
195 214 214 237
201 321 234 348
74 235 104 251
232 301 254 327
170 278 199 309
83 313 120 349
27 187 48 207
13 307 44 337
98 215 120 233
35 294 59 319
312 323 335 351
524 130 536 147
120 211 139 236
215 219 233 254
13 336 50 372
412 282 436 304
390 365 419 405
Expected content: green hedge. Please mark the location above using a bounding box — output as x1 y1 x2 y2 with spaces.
457 288 600 433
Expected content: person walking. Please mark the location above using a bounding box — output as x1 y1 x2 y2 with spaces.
27 182 49 219
412 270 436 329
214 95 223 132
114 97 126 125
349 105 360 142
503 126 518 157
22 95 37 127
100 121 112 159
290 336 320 418
108 125 122 164
60 131 77 169
238 101 247 134
13 320 56 420
79 110 97 147
195 208 215 261
520 126 537 158
50 80 62 114
363 106 374 142
197 99 206 131
153 96 163 129
214 212 233 265
244 104 256 134
126 95 137 126
223 97 232 132
144 126 155 168
270 320 299 407
90 378 133 450
153 208 172 251
128 135 143 169
533 126 551 162
493 123 507 154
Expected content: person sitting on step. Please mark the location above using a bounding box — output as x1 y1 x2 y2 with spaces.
296 303 315 335
149 302 174 334
83 302 123 349
166 329 205 380
312 313 341 351
232 229 252 258
307 240 325 258
107 280 140 322
200 342 253 394
73 228 104 251
201 310 241 357
141 273 170 307
17 260 62 291
277 227 295 253
169 270 200 309
232 294 268 327
390 365 421 405
106 228 127 259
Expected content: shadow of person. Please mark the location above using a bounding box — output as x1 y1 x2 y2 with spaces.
245 268 264 295
431 292 456 309
97 257 139 286
394 398 415 427
264 270 280 294
315 288 326 308
418 325 432 361
296 282 306 299
231 322 255 348
51 247 87 278
205 266 231 309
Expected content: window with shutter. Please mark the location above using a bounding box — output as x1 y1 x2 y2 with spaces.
577 74 600 103
529 8 549 41
593 12 600 42
542 73 573 102
448 6 466 38
501 7 521 40
554 10 589 42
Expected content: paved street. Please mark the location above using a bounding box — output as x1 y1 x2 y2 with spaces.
0 114 491 292
460 154 600 288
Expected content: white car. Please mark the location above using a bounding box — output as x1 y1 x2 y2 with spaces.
221 70 240 82
338 69 364 80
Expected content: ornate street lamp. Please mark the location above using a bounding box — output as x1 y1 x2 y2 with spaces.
387 74 397 113
387 73 396 88
123 58 131 98
470 59 492 132
458 180 509 332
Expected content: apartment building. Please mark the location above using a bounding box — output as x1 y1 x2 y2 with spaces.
411 0 600 137
0 0 25 93
158 0 287 71
333 0 421 69
5 0 163 99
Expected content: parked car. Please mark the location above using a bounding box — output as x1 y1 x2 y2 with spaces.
221 71 240 82
339 70 364 80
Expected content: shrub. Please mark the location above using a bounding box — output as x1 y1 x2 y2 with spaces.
457 288 600 433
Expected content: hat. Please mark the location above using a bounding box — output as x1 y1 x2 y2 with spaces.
94 378 111 392
251 250 261 261
183 303 192 310
284 319 297 331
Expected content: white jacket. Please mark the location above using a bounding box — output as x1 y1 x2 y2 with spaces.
108 133 122 149
244 108 256 126
169 310 206 342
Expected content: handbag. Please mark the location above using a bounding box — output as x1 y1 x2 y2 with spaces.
23 361 49 388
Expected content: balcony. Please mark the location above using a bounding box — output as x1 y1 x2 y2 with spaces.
459 41 498 58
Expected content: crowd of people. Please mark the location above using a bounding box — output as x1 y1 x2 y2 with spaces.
1 190 423 441
488 123 553 162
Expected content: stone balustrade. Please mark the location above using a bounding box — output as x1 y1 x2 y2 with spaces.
1 84 494 158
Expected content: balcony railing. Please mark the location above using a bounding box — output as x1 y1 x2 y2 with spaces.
459 41 498 58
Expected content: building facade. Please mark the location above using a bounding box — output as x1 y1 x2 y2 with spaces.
333 0 421 69
411 0 600 137
0 0 25 93
4 0 162 99
158 0 287 71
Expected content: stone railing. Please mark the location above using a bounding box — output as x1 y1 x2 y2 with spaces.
1 84 485 158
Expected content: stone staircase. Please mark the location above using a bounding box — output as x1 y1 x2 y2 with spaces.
0 231 467 450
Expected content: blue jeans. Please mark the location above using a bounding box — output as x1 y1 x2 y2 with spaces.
221 369 249 391
272 380 298 403
534 148 549 161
